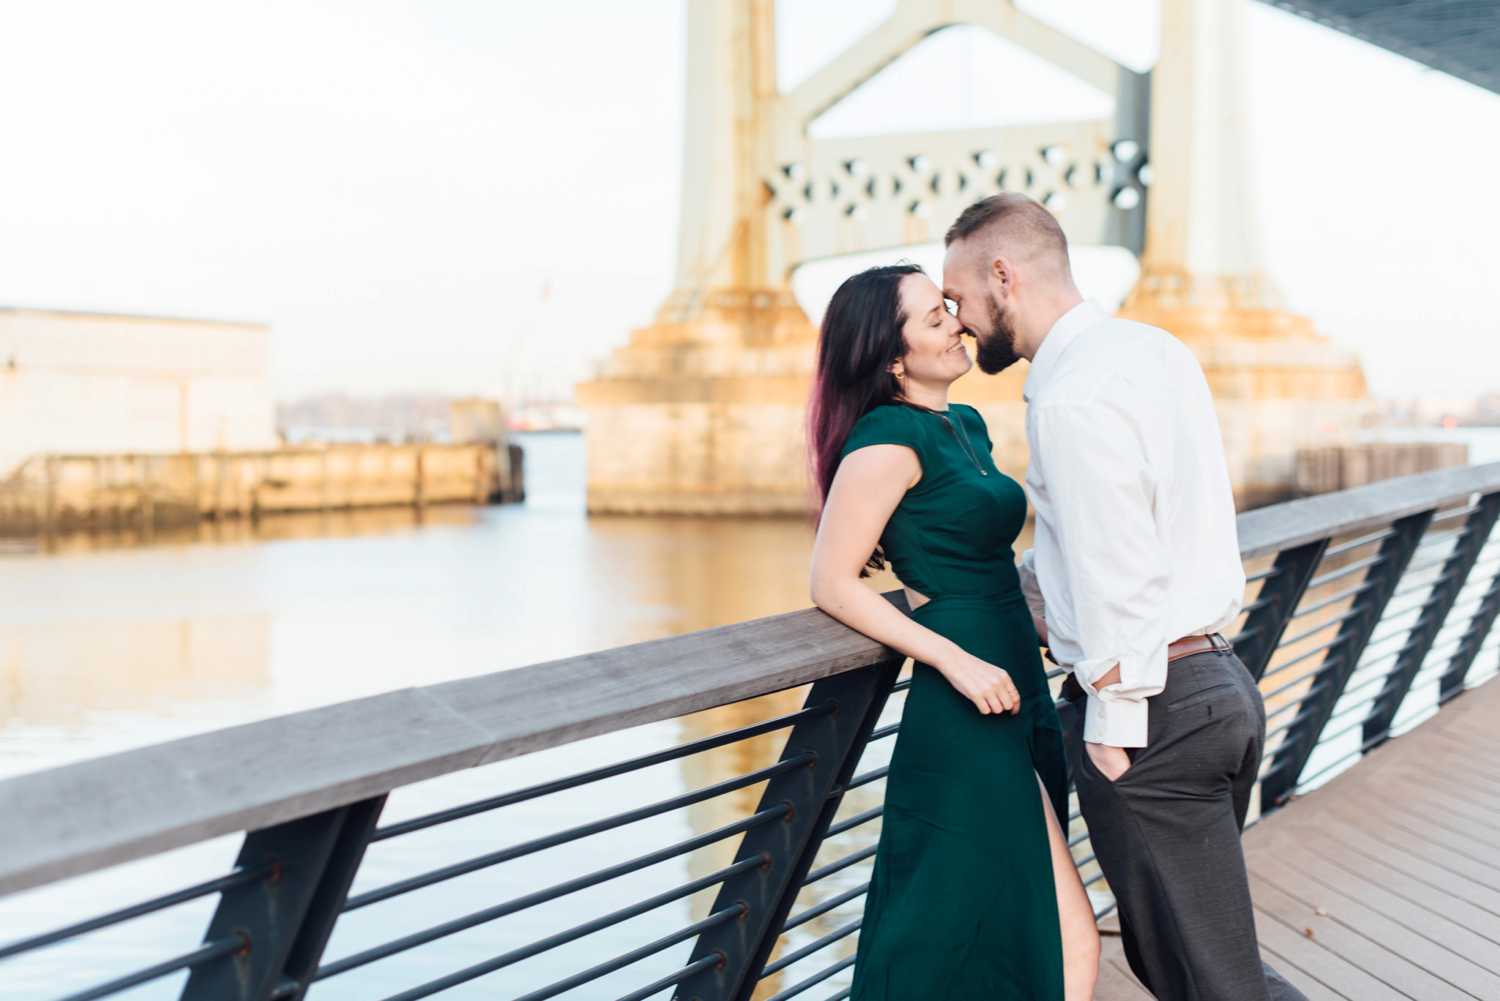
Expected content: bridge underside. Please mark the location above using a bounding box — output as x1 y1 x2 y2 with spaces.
1261 0 1500 95
1101 675 1500 999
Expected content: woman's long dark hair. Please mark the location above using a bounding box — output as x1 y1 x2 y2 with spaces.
806 263 923 541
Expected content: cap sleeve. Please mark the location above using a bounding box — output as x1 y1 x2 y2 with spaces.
839 404 926 467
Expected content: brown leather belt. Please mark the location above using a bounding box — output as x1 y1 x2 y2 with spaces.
1168 632 1231 663
1055 633 1232 703
1045 632 1230 669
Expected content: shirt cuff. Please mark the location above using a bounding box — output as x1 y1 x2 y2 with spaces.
1016 549 1046 626
1082 691 1149 747
1075 649 1165 749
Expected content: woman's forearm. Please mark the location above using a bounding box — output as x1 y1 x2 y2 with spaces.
812 578 962 671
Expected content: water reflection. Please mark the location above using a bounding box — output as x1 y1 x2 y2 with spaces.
0 615 269 726
0 432 913 999
28 503 487 556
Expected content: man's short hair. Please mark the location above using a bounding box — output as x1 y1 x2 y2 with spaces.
944 194 1070 269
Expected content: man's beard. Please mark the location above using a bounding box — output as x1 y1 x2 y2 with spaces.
974 295 1022 374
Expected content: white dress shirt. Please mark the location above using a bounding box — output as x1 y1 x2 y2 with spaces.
1017 300 1245 747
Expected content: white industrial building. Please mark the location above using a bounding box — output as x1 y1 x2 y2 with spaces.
0 307 277 477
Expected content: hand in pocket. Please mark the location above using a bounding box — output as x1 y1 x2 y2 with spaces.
1085 741 1133 782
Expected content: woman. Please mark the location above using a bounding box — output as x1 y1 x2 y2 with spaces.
808 264 1099 1000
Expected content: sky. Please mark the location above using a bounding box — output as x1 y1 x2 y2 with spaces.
0 1 1496 403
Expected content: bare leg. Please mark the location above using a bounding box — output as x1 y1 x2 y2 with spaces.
1039 772 1099 1001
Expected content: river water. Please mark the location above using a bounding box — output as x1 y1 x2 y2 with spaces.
0 431 840 780
1 427 1496 999
0 431 916 1000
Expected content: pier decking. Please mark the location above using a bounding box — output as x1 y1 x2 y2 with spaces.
1100 676 1500 1000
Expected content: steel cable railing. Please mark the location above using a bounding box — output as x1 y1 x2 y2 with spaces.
3 464 1500 1000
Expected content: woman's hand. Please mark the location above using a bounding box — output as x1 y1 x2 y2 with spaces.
812 445 1021 719
936 649 1021 715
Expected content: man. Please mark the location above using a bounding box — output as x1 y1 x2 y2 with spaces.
941 193 1305 1001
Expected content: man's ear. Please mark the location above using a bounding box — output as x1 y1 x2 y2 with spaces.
990 255 1012 295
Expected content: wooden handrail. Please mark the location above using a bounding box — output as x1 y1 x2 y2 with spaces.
3 460 1498 897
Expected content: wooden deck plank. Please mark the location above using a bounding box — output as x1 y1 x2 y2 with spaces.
1248 875 1477 1000
1446 768 1500 798
1265 849 1500 968
1379 774 1500 833
1367 798 1500 851
1400 769 1500 808
1096 678 1500 999
1415 747 1500 784
1295 831 1500 943
1299 824 1500 913
1260 948 1348 1001
1253 912 1406 1000
1409 743 1496 769
1320 801 1500 891
1338 797 1500 865
1095 952 1153 1000
1393 750 1500 781
1253 855 1500 997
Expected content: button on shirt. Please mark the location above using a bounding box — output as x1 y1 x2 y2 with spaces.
1017 300 1245 747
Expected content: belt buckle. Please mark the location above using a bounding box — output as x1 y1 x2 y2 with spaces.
1209 632 1230 653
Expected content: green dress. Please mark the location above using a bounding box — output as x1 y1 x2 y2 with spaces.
841 401 1068 1001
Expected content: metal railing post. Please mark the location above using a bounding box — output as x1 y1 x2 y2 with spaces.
271 795 386 1000
673 657 902 1001
1364 493 1500 747
1261 511 1432 807
1234 540 1330 681
1442 552 1500 701
180 796 385 1001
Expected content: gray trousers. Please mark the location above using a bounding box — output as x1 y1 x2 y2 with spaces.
1063 648 1307 1001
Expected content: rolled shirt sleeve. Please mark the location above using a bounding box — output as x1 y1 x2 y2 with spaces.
1017 547 1046 630
1032 400 1170 748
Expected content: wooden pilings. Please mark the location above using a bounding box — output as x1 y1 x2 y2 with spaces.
1295 441 1470 496
0 441 524 538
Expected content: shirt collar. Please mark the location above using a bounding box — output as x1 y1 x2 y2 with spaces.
1022 299 1107 403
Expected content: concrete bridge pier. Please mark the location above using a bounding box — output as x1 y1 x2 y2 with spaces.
577 0 1372 515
